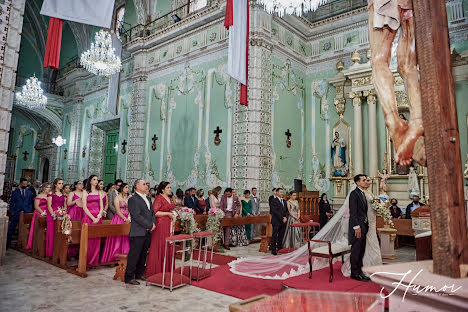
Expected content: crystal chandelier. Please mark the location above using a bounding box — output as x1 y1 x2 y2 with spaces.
15 75 47 109
257 0 328 17
80 30 121 77
52 136 66 147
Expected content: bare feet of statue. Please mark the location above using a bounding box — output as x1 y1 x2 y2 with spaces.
389 118 409 159
411 136 427 166
395 120 424 166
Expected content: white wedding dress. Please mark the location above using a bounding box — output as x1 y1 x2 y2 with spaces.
228 186 382 280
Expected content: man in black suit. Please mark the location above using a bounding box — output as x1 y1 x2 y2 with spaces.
125 179 156 285
404 194 425 219
184 187 203 214
348 174 371 282
270 188 288 255
268 188 277 207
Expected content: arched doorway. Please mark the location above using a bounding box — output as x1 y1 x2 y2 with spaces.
42 158 49 183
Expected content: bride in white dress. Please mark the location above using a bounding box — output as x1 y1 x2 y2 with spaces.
228 182 381 279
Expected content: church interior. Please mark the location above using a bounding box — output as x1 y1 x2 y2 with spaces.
1 0 468 311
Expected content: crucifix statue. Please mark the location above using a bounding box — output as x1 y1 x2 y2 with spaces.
213 126 222 146
151 134 158 151
121 140 127 154
22 151 29 161
285 129 292 148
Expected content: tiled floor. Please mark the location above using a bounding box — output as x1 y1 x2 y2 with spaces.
0 243 415 312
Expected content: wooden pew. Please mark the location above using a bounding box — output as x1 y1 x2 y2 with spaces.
376 217 414 236
32 216 47 258
73 223 130 277
17 212 33 250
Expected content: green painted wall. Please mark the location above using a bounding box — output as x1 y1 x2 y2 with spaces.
59 23 78 68
124 0 138 26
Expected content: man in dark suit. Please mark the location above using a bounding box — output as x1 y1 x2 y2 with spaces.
7 178 33 248
28 179 41 211
184 187 203 214
348 174 371 282
270 188 288 255
125 179 155 285
404 194 425 219
220 187 240 250
268 188 277 207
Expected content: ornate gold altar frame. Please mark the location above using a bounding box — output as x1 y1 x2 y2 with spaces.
331 116 352 179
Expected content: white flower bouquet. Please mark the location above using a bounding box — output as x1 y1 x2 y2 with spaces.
178 207 200 235
372 197 394 228
206 208 225 247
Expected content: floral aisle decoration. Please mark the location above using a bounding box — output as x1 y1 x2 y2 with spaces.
178 207 200 235
371 196 394 228
61 214 73 242
206 208 225 247
55 206 68 221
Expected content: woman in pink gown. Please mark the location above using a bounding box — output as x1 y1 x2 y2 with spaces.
26 183 51 250
146 182 176 276
46 178 67 258
98 180 108 217
82 175 104 264
101 183 131 262
67 181 84 220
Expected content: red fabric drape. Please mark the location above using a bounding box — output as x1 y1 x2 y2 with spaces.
240 0 249 106
224 0 233 28
43 17 63 69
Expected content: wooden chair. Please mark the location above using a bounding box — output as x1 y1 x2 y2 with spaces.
307 239 351 282
113 254 128 282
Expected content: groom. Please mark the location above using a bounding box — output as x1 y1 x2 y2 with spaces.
348 174 371 282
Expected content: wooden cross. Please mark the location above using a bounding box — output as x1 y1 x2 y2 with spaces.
413 0 468 276
22 151 29 161
121 140 127 154
285 129 292 140
285 129 292 148
214 126 222 145
151 134 158 151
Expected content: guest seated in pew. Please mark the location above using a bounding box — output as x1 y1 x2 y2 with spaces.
46 178 67 257
82 175 104 265
101 183 131 263
26 183 51 250
283 191 302 249
389 198 402 219
241 190 253 240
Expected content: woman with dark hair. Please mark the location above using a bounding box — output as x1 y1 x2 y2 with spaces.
46 178 67 257
82 175 104 264
27 183 51 250
283 191 302 249
319 193 333 228
101 183 130 262
241 190 253 240
146 181 176 276
63 184 71 197
67 181 84 220
196 189 206 214
173 188 184 208
97 180 108 217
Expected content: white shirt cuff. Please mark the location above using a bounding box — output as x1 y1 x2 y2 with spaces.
353 225 361 230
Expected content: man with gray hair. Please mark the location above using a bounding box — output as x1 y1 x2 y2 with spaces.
125 179 155 285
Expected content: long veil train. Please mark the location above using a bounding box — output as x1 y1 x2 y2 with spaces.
228 185 356 280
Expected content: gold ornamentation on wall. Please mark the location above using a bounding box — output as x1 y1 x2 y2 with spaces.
352 76 372 87
336 86 344 95
395 91 410 111
334 98 346 116
464 154 468 178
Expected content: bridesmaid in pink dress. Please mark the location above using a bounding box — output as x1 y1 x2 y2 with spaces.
46 178 67 258
26 183 51 249
67 181 84 220
146 182 176 276
101 183 130 262
82 175 104 264
98 180 108 217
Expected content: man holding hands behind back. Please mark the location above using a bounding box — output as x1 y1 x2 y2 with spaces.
125 179 155 285
270 188 288 255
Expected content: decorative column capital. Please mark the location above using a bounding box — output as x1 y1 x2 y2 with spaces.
349 91 362 106
364 89 377 105
334 97 346 116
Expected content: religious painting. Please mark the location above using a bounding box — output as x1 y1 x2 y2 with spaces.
331 119 351 178
21 169 35 182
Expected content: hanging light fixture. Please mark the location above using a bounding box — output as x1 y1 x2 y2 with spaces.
15 75 47 109
257 0 328 17
80 30 121 77
52 136 67 147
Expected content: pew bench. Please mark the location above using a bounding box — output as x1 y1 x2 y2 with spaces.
113 254 128 282
17 212 33 250
307 239 351 282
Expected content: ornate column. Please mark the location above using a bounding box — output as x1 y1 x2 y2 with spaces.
231 6 273 205
126 51 148 183
67 98 83 183
350 91 363 174
364 89 378 177
0 0 26 264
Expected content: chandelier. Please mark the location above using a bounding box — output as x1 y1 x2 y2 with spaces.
52 136 66 147
80 30 121 77
257 0 328 17
15 75 47 109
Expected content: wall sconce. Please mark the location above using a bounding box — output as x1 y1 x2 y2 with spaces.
64 148 68 159
121 140 127 154
82 146 86 158
23 151 29 161
151 134 158 151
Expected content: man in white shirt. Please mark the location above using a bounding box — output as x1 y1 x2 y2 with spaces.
220 187 240 250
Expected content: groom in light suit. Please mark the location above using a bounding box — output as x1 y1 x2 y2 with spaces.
348 174 371 282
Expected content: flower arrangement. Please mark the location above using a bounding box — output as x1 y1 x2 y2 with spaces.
56 206 68 220
372 197 394 228
206 208 225 246
178 207 200 235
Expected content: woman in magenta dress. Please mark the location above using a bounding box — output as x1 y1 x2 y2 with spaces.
67 181 84 220
81 175 104 264
146 181 176 276
101 183 131 262
98 180 108 217
27 183 51 250
46 178 67 258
